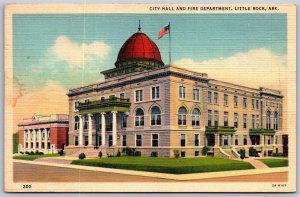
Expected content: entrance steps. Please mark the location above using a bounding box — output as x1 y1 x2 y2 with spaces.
213 147 241 160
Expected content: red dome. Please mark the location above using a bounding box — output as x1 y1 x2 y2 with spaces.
117 32 163 64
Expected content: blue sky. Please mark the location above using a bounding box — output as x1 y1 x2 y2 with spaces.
13 13 287 91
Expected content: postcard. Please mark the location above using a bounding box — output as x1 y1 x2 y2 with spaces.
4 3 296 192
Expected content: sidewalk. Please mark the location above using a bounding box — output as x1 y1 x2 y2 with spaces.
13 159 288 181
244 158 269 169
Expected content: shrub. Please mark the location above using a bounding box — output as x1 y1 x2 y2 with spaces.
58 149 64 156
35 150 40 155
20 152 24 155
202 146 210 156
150 152 158 157
39 152 44 155
117 149 121 157
173 150 180 158
134 151 141 156
98 151 102 158
78 153 86 160
30 151 34 155
124 147 136 156
25 151 30 155
249 147 259 157
238 149 246 160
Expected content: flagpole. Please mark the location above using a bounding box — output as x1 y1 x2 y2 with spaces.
169 22 171 66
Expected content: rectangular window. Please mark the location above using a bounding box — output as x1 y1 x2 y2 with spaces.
214 92 218 104
122 135 126 146
234 113 238 128
122 115 127 128
208 91 212 103
152 134 159 147
214 111 218 126
109 135 113 147
180 134 186 147
84 136 88 146
243 114 247 128
179 85 186 99
195 151 200 157
180 151 186 157
193 88 200 101
251 99 255 109
243 135 247 145
84 115 88 130
256 100 259 109
243 98 247 108
224 135 228 146
224 94 228 106
208 110 212 126
194 134 199 146
252 115 255 128
74 136 78 146
135 90 143 102
235 135 238 146
234 96 238 107
152 86 160 100
120 93 125 98
99 135 102 146
136 135 142 147
256 115 260 128
224 112 228 127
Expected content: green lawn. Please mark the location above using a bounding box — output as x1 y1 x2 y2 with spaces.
72 156 254 174
13 154 60 161
260 159 289 168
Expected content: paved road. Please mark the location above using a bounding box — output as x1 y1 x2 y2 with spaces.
14 162 288 182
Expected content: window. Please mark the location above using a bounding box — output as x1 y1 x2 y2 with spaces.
180 151 186 157
193 88 200 101
122 115 127 128
194 134 199 146
267 136 271 145
179 85 186 99
208 91 212 103
252 115 255 128
180 134 186 147
84 115 88 130
152 86 160 100
136 135 142 146
214 111 218 126
84 136 88 146
151 106 161 126
224 112 228 127
266 111 271 129
99 135 102 146
108 135 113 147
135 90 143 102
214 92 218 104
243 135 247 145
74 136 78 146
234 96 238 107
74 116 80 130
195 151 200 156
235 135 238 145
256 100 259 109
192 108 200 126
120 93 125 98
243 114 247 128
256 115 260 128
224 94 228 106
152 134 159 147
122 135 126 146
274 112 278 130
74 101 79 111
223 135 228 146
234 113 238 128
135 108 144 126
178 107 187 125
251 99 255 109
208 110 212 126
275 136 278 144
243 98 247 108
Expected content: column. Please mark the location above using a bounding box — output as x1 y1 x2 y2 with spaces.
28 130 32 149
88 114 93 146
101 112 106 147
260 135 264 145
232 135 235 146
79 115 83 146
44 128 48 150
214 134 220 147
23 130 26 150
38 129 42 149
33 129 36 149
273 135 276 145
112 111 118 146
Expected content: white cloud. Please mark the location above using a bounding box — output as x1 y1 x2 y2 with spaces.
50 35 111 68
174 48 287 91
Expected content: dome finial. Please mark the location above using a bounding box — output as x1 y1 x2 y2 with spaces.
138 20 141 32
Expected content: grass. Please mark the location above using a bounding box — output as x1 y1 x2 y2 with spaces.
13 154 60 161
71 156 254 174
260 158 289 168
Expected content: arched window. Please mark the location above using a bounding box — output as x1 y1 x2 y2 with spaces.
274 112 278 130
192 108 200 126
266 111 271 129
135 108 144 126
151 106 161 126
74 116 80 130
178 107 187 125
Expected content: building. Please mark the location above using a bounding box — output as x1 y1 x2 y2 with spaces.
65 27 284 158
18 114 69 154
